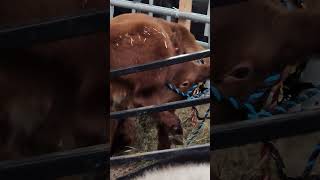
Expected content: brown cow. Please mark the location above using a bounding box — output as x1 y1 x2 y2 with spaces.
0 0 107 165
110 13 210 154
213 0 320 123
212 1 320 178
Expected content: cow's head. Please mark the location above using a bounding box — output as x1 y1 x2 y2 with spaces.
164 21 210 94
213 0 320 123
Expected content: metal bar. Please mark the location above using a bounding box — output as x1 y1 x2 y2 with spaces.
197 40 209 49
110 49 210 78
110 97 210 119
204 1 210 37
0 144 109 179
110 5 114 19
205 1 210 47
166 15 172 22
0 10 108 48
211 109 320 150
110 0 210 23
110 143 209 166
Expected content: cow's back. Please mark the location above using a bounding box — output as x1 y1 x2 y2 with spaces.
110 13 177 69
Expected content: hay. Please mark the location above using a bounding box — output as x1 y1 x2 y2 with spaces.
110 104 210 179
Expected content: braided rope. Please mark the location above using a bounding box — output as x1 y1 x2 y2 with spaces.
186 107 210 145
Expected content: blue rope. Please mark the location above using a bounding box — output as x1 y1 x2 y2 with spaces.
264 73 281 86
247 91 265 103
186 107 210 145
228 97 240 109
302 144 320 178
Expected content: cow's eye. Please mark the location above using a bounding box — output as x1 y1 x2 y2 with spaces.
180 81 190 87
230 67 251 79
196 59 205 64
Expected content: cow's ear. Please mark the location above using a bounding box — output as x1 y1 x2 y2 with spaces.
170 23 203 55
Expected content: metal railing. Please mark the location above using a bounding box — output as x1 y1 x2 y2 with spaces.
0 8 109 179
110 0 210 47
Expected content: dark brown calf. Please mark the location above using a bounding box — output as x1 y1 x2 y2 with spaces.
213 0 320 123
110 13 210 153
0 0 107 161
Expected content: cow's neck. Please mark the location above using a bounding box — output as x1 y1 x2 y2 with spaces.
286 11 320 56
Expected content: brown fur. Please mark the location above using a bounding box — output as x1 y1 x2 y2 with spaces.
110 13 210 153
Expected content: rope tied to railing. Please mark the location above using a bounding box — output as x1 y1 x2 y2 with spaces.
167 81 210 145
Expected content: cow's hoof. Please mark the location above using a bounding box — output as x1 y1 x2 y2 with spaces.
170 135 184 145
171 125 183 135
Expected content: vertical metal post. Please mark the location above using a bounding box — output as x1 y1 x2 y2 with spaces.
149 0 154 16
110 5 114 19
166 16 172 22
204 1 210 47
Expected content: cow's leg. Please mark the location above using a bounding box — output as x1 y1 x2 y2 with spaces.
0 111 24 160
157 123 171 150
72 108 106 148
111 117 136 154
155 111 183 150
120 117 136 146
109 118 118 152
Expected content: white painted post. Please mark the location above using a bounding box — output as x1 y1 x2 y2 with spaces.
178 0 193 30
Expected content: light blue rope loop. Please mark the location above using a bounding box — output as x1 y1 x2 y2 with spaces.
247 91 265 103
274 106 287 113
211 85 223 102
228 97 240 109
264 73 281 86
256 110 273 118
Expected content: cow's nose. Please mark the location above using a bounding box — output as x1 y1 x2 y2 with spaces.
213 78 223 84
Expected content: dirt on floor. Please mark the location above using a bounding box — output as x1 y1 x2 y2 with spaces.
211 131 320 180
110 104 210 180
